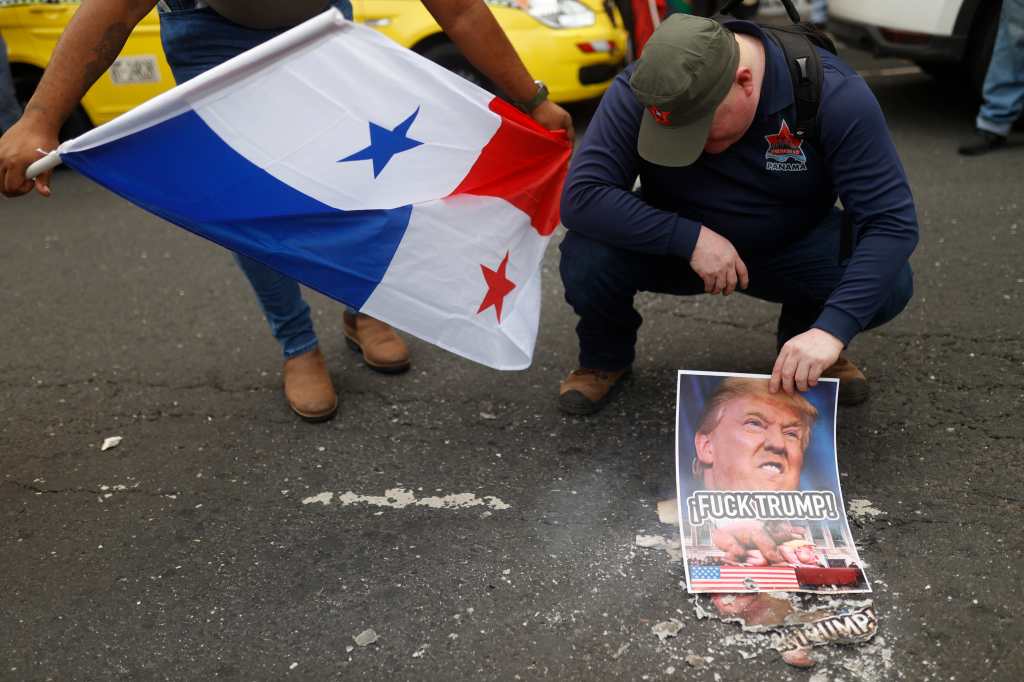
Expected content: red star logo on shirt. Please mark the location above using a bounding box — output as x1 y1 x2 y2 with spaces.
477 251 516 323
764 120 804 159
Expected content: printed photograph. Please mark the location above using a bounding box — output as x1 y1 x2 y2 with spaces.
675 371 870 594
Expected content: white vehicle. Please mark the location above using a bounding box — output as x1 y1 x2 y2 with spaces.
828 0 1001 93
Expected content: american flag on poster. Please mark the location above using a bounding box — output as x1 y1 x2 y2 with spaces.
689 564 800 592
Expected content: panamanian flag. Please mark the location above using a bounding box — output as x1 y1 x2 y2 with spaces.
43 10 571 369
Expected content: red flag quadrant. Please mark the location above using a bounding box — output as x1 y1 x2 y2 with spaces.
450 98 571 236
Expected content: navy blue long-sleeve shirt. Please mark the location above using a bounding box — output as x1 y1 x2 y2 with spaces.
560 21 919 345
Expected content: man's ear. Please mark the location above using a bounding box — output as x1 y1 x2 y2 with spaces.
736 66 755 97
695 432 715 466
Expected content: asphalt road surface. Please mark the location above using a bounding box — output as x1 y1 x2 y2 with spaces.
2 45 1023 681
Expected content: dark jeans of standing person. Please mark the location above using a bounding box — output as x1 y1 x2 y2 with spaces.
0 34 23 133
959 0 1024 155
559 208 914 372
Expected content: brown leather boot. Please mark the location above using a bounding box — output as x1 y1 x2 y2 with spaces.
283 347 337 422
558 367 631 415
343 311 411 374
822 354 869 406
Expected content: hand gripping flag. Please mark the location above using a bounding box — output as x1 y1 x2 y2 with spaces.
35 9 571 370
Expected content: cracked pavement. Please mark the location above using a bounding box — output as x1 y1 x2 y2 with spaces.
2 49 1023 680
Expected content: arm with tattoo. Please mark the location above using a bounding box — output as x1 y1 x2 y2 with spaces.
25 0 158 131
1 0 157 197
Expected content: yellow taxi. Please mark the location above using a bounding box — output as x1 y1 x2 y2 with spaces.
355 0 628 103
0 0 626 135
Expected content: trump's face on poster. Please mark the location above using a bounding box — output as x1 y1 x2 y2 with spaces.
693 384 815 492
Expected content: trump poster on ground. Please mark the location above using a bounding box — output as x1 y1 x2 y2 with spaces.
675 371 870 594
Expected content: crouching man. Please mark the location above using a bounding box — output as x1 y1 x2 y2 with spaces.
557 15 917 415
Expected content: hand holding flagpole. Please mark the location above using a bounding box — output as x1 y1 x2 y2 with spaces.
27 149 62 179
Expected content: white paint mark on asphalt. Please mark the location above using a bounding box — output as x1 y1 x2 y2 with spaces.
635 534 668 548
848 499 886 523
100 436 123 451
353 628 379 647
652 619 683 641
339 488 416 508
685 655 707 668
657 498 678 524
635 531 683 562
303 487 510 511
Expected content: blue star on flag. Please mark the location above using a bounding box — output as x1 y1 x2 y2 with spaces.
338 107 423 178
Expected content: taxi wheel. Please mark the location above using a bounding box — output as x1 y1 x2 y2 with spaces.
57 108 93 141
421 43 496 95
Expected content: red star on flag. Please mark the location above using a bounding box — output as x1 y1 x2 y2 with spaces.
765 120 804 155
477 251 516 323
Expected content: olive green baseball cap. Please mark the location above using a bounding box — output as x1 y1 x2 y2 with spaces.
629 15 739 167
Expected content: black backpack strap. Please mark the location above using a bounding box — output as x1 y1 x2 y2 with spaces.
761 24 835 141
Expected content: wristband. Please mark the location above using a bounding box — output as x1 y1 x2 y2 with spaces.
513 80 549 113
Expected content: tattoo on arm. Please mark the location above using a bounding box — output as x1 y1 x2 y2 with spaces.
82 22 132 87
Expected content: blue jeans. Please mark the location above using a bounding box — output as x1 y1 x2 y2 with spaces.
0 34 22 132
809 0 828 26
978 0 1024 136
559 209 913 371
158 1 353 358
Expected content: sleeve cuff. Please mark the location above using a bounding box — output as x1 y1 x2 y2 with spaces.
813 306 862 347
670 218 702 259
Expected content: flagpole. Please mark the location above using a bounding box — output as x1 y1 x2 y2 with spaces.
27 150 63 179
646 0 661 28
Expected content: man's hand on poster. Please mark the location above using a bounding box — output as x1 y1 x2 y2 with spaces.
770 328 843 395
690 225 749 296
712 520 809 566
777 540 826 567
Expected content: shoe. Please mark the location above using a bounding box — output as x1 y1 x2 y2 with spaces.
283 348 338 422
821 355 869 406
958 130 1007 156
343 311 411 374
558 367 631 415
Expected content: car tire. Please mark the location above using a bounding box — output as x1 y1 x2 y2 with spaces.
57 107 93 141
915 61 961 82
12 66 93 140
420 43 496 95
